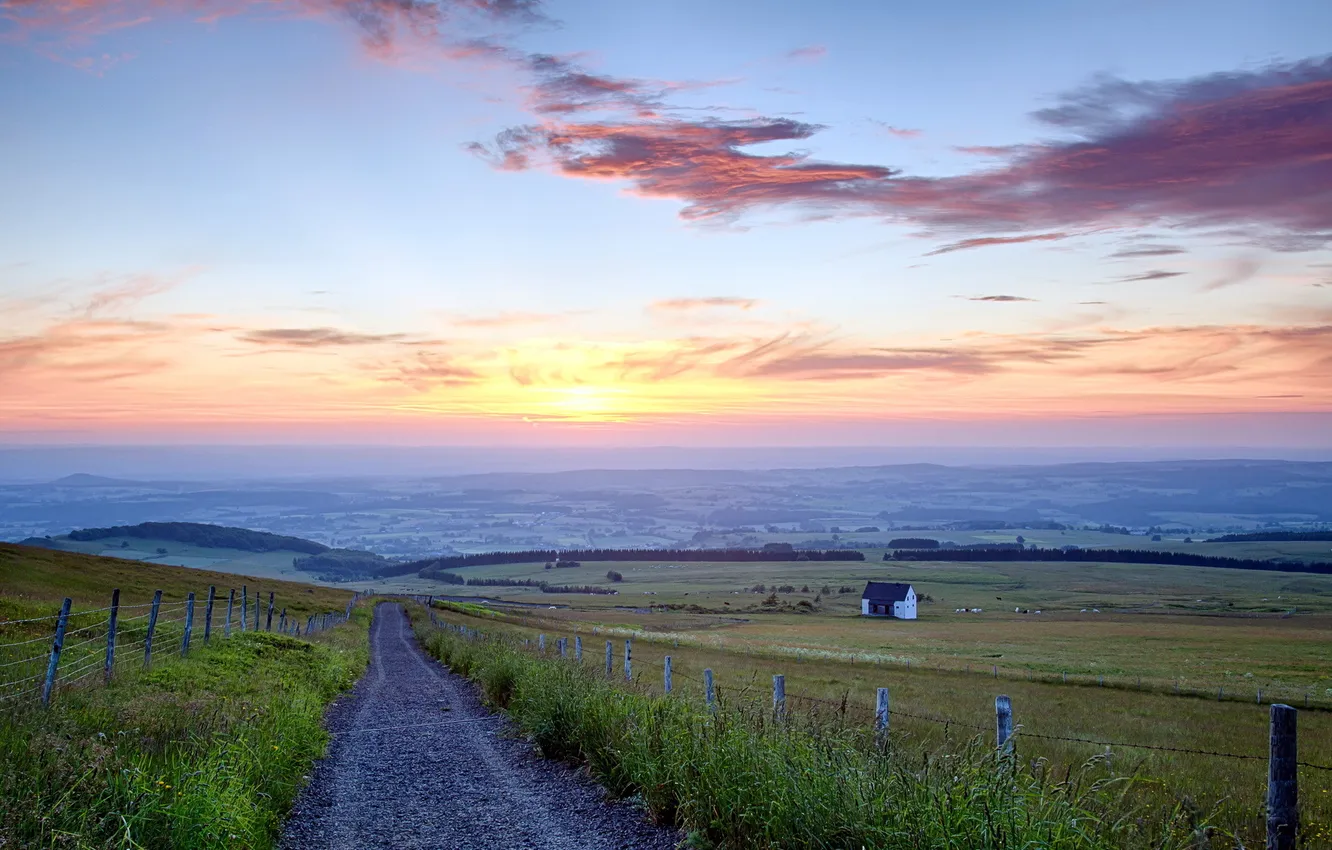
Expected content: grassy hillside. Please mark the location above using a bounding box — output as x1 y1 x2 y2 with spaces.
0 543 368 849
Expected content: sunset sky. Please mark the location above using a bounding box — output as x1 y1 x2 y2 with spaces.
2 0 1330 448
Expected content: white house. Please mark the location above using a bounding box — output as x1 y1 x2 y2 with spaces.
861 581 917 620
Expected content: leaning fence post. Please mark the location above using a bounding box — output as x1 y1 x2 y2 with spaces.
606 640 613 676
144 590 163 669
279 608 287 633
241 586 248 632
772 674 786 722
203 586 215 643
307 615 315 635
104 588 120 683
575 636 582 662
41 598 73 707
995 695 1014 753
1267 704 1298 850
705 669 715 711
225 589 234 638
664 656 672 694
266 593 275 632
181 592 195 656
876 687 890 738
624 639 632 681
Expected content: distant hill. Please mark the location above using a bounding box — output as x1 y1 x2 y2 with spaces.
64 522 329 555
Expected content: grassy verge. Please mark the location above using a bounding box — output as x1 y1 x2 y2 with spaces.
0 608 370 849
414 609 1223 850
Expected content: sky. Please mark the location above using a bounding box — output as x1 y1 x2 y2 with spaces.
1 0 1330 450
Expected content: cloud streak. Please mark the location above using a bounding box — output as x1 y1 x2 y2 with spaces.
651 297 758 312
239 327 410 347
926 233 1068 256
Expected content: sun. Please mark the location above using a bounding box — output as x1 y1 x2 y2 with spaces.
546 385 630 422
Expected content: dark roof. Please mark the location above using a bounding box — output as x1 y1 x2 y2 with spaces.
862 581 912 603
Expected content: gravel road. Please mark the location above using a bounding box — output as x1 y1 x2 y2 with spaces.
280 603 681 850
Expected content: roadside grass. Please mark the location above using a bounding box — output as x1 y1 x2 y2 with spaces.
0 614 368 849
0 544 370 849
420 604 1332 848
413 609 1231 850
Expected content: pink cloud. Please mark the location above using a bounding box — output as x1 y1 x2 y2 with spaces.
651 297 758 312
926 233 1068 256
784 45 826 62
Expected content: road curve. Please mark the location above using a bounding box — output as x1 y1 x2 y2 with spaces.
280 602 679 850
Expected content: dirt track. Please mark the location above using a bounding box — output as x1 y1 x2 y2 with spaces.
280 603 679 850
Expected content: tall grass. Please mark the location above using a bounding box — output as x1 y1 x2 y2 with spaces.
415 612 1224 850
0 612 369 849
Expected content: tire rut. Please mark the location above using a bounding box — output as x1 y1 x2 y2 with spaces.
280 602 680 850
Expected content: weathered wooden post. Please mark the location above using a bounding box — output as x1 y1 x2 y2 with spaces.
575 636 582 662
240 586 249 632
606 640 613 676
705 669 715 712
558 637 567 658
875 687 890 738
995 695 1014 753
307 615 315 634
624 639 632 681
253 593 260 631
181 592 195 656
204 586 215 643
144 590 163 669
664 656 672 694
993 665 998 679
279 608 287 633
539 634 546 653
41 598 72 707
265 593 275 631
1267 704 1298 850
772 674 786 722
104 588 120 683
225 589 234 638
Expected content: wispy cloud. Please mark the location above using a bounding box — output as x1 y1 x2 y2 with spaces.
870 120 922 139
450 311 563 328
926 233 1068 256
651 297 758 312
238 327 410 347
962 295 1037 303
1122 270 1185 282
784 45 826 62
1108 245 1187 258
1202 256 1261 292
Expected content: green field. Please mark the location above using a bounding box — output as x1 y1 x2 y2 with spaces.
43 534 322 583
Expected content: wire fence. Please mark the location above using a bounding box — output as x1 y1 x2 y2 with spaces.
0 588 368 711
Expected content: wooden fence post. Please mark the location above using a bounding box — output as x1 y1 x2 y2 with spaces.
241 586 248 632
772 674 786 722
204 586 215 643
144 590 163 669
539 634 546 653
1267 704 1298 850
265 593 275 631
705 669 715 712
876 687 890 738
995 695 1014 753
624 639 632 681
558 637 567 658
575 636 582 662
225 589 234 638
104 588 120 683
307 615 314 635
181 592 195 656
41 598 72 707
664 656 672 694
253 595 260 632
993 665 998 679
279 608 287 633
606 640 613 676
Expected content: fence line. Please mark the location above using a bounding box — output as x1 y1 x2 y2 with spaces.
419 601 1328 849
0 589 371 710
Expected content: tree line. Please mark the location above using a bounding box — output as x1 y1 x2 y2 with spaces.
68 521 328 554
409 547 865 573
889 547 1332 574
1207 531 1332 543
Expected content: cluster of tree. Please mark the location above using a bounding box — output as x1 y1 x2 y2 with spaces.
1208 531 1332 543
540 585 618 595
292 548 390 579
887 538 939 549
68 522 328 554
606 570 624 582
544 560 583 569
464 577 547 588
890 547 1332 575
410 547 864 572
419 568 465 584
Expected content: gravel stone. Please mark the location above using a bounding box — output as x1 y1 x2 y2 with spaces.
280 602 682 850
